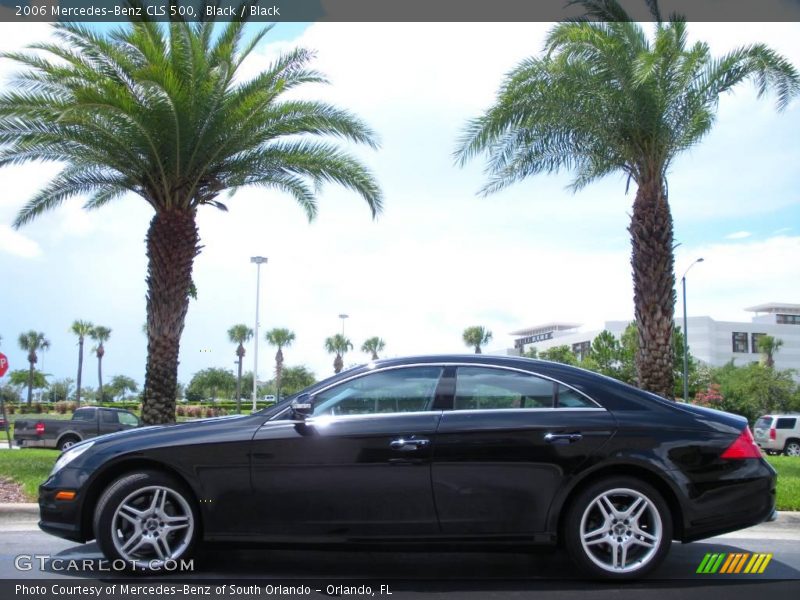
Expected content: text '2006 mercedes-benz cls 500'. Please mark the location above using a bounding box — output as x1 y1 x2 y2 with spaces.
38 355 776 579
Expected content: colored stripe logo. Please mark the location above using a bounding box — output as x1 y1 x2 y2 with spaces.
696 553 772 574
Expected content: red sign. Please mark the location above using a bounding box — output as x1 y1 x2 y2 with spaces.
0 353 8 377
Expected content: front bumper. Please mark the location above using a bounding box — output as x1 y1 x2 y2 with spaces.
38 469 91 543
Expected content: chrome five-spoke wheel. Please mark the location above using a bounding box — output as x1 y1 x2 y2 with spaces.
111 485 194 566
94 471 199 572
580 488 661 574
564 477 672 579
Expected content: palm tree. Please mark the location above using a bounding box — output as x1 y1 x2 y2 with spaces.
0 20 382 425
455 0 798 398
70 320 94 406
361 337 386 360
266 328 296 402
89 326 111 402
325 334 353 374
227 324 253 414
757 335 783 369
463 326 493 354
17 331 50 405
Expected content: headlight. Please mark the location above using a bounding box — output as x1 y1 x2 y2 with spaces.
50 442 94 476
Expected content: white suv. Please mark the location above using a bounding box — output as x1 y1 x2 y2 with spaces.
754 414 800 456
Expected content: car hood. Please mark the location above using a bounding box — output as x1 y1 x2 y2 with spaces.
88 414 254 449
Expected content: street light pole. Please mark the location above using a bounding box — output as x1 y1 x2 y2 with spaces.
339 313 349 336
251 256 268 412
681 257 704 403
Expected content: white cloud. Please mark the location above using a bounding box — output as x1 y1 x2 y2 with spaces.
2 22 800 384
725 231 752 240
0 224 42 258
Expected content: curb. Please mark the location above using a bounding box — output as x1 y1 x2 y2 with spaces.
0 503 39 521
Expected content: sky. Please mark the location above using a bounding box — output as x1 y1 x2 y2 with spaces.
0 21 799 392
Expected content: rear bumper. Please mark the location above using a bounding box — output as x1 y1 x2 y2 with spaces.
680 459 777 542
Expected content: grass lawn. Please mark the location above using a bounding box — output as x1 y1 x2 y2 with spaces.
766 455 800 511
1 448 799 508
0 449 57 501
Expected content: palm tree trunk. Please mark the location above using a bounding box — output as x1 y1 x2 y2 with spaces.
275 348 283 402
474 345 481 354
26 355 35 406
76 338 84 407
629 178 676 399
235 349 243 414
142 209 200 425
334 354 343 374
97 345 104 403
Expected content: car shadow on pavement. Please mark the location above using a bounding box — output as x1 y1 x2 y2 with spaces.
36 539 799 590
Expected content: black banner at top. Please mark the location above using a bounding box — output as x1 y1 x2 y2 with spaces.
1 0 799 23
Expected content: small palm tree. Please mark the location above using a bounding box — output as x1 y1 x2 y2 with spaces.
1 20 382 424
361 337 386 360
71 320 94 406
266 328 296 402
325 334 353 374
757 335 784 369
463 326 492 354
455 0 799 398
17 331 50 405
227 324 253 414
89 326 111 402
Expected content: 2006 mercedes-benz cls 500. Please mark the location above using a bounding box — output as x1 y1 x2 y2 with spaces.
39 355 776 579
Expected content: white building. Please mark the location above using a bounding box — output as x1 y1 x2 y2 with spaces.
508 302 800 374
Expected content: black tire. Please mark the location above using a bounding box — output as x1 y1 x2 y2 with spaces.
93 470 199 573
562 476 673 580
783 440 800 457
57 435 80 451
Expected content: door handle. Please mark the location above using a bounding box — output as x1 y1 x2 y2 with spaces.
544 433 583 444
390 438 430 451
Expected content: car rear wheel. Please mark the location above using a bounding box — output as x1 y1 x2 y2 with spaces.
563 476 672 579
57 435 80 451
784 440 800 456
94 471 198 572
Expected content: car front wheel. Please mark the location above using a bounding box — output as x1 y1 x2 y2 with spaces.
563 476 672 579
93 471 199 572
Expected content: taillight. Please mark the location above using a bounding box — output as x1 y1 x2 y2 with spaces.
770 428 776 441
721 426 762 459
35 422 45 436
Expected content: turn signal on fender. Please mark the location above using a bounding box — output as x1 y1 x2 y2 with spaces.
54 491 76 501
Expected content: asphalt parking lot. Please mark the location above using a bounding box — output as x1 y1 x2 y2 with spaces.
0 510 798 599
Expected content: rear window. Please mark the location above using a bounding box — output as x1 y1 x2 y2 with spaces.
72 409 95 421
755 417 773 429
776 417 797 430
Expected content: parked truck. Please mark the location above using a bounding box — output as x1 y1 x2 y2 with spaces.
14 407 140 450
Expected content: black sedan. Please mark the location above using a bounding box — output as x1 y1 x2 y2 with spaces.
38 355 776 579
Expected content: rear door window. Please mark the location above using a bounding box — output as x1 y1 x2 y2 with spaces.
454 367 554 410
776 418 797 429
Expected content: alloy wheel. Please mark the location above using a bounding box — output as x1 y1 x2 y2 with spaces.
785 442 800 457
110 485 194 567
579 487 662 574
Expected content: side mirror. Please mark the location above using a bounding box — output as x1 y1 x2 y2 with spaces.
290 394 314 420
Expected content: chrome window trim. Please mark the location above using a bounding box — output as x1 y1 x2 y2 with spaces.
269 361 605 421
